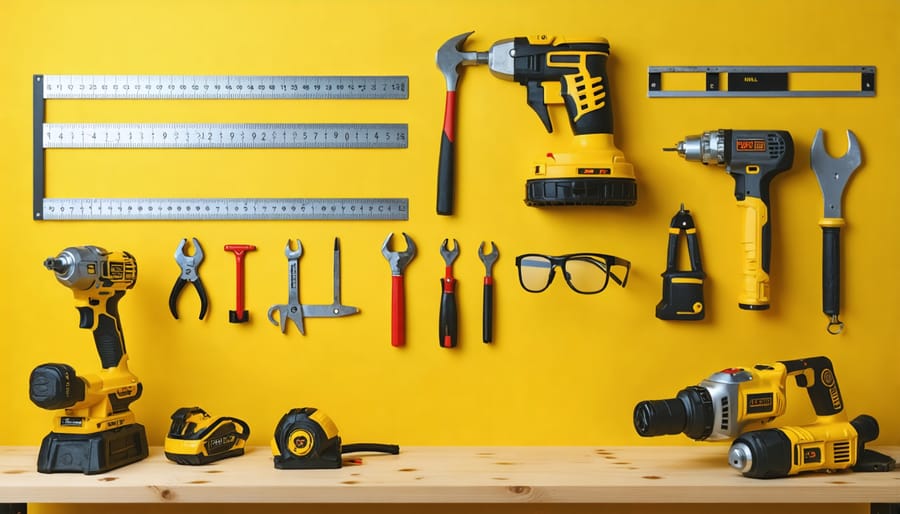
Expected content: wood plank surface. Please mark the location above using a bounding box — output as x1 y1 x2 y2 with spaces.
1 446 898 504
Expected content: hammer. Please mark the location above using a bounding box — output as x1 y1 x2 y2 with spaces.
224 244 257 323
435 31 487 215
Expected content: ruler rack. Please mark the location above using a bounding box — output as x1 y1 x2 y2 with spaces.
33 74 410 221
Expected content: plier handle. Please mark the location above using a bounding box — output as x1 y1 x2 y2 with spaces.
170 238 209 320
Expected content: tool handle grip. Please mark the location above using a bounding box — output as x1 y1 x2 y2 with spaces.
482 278 493 343
780 356 845 417
80 290 127 369
737 197 771 310
821 224 844 334
436 91 456 215
439 278 458 348
391 275 405 347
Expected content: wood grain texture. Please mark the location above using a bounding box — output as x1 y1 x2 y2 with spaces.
1 446 898 504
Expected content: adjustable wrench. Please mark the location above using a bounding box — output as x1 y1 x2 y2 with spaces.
810 129 862 335
477 241 499 343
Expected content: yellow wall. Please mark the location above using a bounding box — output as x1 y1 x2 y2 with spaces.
1 0 897 512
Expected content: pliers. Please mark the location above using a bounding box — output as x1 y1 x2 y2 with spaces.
169 238 209 320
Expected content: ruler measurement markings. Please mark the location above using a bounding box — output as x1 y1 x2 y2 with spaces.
42 75 409 100
41 198 409 221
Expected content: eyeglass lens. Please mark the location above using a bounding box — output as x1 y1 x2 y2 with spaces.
518 254 618 294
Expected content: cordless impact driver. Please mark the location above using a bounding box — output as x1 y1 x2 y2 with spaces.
634 356 895 478
30 245 148 474
665 130 793 310
436 33 636 214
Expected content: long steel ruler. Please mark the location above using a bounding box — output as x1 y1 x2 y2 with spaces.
39 74 409 99
648 66 876 97
34 74 409 221
43 123 407 149
40 198 409 221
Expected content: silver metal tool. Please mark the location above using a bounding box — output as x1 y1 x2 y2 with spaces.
810 129 862 335
38 198 409 221
43 123 407 149
39 75 409 100
477 241 499 343
648 66 876 97
267 238 359 335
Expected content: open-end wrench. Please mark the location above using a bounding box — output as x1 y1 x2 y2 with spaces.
439 239 460 348
810 129 862 335
224 244 256 323
382 233 416 347
267 239 305 334
478 241 499 343
435 31 488 215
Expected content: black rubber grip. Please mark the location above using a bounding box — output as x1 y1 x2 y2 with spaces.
436 131 454 215
780 356 844 417
822 226 841 317
94 290 126 369
439 280 458 348
482 283 493 343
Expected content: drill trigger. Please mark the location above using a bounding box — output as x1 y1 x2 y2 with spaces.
77 306 94 329
526 82 554 133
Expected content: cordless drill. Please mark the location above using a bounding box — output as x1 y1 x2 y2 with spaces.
437 33 636 212
664 130 794 310
30 245 148 474
634 356 895 478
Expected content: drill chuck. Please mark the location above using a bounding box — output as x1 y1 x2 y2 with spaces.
634 386 715 440
664 130 726 164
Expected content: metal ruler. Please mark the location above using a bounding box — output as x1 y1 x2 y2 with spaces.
34 74 409 220
40 198 409 221
39 74 409 99
648 66 876 97
43 123 407 149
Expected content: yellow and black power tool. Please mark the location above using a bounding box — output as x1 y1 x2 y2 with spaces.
634 356 895 478
165 407 250 465
664 130 794 310
436 33 636 214
30 246 147 474
271 407 399 469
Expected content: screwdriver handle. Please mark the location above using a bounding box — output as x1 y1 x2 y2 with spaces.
437 91 457 215
391 275 406 347
736 197 771 310
482 277 493 343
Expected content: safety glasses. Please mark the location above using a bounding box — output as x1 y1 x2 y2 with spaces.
515 253 631 294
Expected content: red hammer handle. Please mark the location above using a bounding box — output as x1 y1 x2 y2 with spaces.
436 91 457 216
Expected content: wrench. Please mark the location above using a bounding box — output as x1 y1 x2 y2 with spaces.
477 241 499 343
268 239 306 334
810 129 862 335
439 239 460 348
382 232 417 347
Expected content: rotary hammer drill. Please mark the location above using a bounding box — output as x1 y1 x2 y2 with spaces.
30 245 148 474
634 356 895 478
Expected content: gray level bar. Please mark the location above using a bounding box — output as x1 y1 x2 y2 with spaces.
39 74 409 100
648 66 876 97
43 123 408 149
39 198 409 221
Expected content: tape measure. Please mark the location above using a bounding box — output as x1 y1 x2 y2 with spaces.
34 74 410 221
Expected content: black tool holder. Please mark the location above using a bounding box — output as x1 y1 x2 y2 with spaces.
656 205 706 321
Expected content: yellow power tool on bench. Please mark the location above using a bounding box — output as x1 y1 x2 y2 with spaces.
31 246 147 474
634 356 895 478
165 407 250 465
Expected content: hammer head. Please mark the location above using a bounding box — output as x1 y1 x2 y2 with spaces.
436 31 486 91
810 129 862 219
